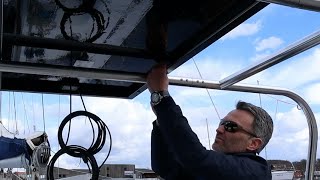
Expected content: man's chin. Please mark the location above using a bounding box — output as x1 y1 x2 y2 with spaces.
212 144 223 152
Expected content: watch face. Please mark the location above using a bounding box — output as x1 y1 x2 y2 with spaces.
151 92 160 103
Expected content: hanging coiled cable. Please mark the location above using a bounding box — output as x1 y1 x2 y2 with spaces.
79 93 112 169
47 145 99 180
47 97 112 179
58 111 108 157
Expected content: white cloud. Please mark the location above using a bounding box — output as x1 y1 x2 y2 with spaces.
261 106 310 160
250 51 272 62
255 36 284 51
245 47 320 89
304 83 320 105
275 107 307 133
171 57 245 81
221 20 262 40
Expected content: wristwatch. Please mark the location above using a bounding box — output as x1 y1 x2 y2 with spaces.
151 90 170 106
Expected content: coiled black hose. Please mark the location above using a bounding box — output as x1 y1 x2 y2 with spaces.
47 111 112 180
47 145 99 180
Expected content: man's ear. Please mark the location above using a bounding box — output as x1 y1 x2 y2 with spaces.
247 138 263 152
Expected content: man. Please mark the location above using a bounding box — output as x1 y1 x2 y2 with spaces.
147 64 273 179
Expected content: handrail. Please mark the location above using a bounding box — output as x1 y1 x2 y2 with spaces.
169 77 317 180
0 62 146 83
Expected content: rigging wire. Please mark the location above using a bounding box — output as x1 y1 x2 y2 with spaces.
265 94 301 110
79 93 96 149
1 93 17 136
3 92 16 136
192 58 219 145
274 100 279 121
57 95 61 178
41 94 46 132
257 81 262 108
66 36 73 145
8 92 11 133
192 58 221 120
257 80 268 160
21 93 30 134
79 93 112 169
254 80 300 109
13 92 18 135
58 95 61 130
32 94 36 132
66 92 72 144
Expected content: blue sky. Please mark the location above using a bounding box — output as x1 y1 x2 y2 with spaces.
1 3 320 170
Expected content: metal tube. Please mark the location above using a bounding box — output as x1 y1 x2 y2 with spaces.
0 62 146 83
219 30 320 89
169 77 317 180
257 0 320 12
2 33 153 59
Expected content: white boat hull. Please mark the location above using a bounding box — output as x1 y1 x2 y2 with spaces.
272 171 294 180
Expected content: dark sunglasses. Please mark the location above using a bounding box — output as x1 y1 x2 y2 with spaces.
220 120 257 137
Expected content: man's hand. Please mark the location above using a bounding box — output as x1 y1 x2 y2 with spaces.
147 64 169 92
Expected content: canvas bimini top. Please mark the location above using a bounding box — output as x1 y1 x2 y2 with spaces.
1 0 268 98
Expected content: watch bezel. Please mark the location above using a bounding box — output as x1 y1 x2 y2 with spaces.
150 90 170 106
151 92 161 104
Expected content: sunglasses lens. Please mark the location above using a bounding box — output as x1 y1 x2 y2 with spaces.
222 121 238 132
220 120 257 137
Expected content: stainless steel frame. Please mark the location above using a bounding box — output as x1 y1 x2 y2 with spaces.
0 62 146 83
0 0 318 179
169 77 317 180
0 60 316 179
219 30 320 89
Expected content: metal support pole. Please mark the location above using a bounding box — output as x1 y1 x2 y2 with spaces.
169 77 317 180
3 33 154 59
219 30 320 89
0 62 146 83
257 0 320 12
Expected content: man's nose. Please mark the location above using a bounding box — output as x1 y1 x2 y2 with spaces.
216 124 224 134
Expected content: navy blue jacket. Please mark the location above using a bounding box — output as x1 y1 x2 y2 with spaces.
151 96 272 180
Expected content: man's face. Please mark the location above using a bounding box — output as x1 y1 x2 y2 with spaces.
212 109 255 153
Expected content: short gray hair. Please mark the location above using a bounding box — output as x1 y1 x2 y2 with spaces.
236 101 273 153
